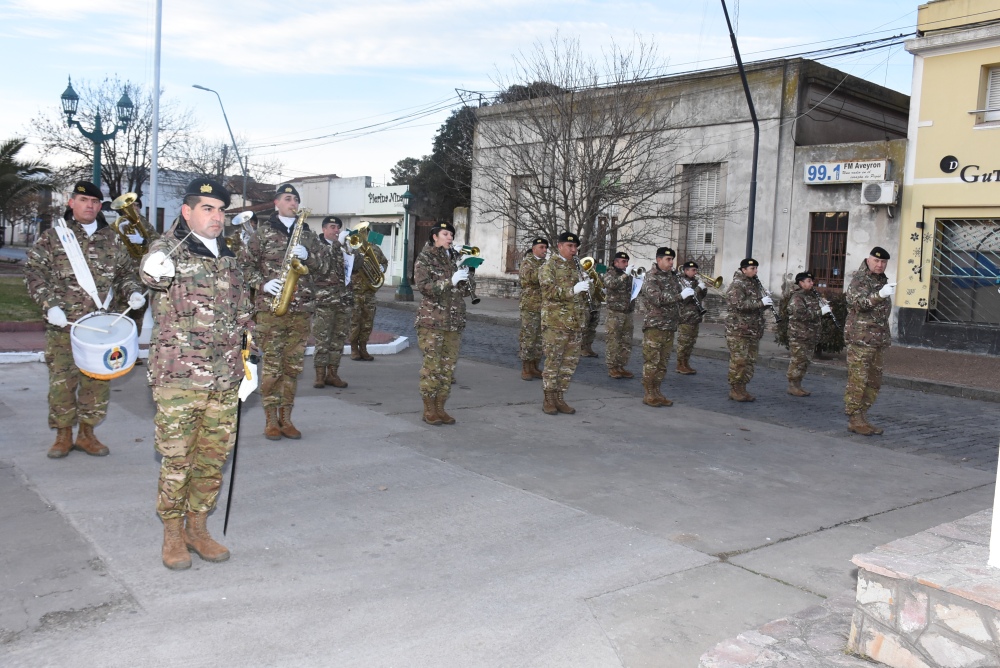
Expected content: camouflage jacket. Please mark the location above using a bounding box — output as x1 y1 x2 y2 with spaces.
24 218 140 324
604 268 634 314
518 253 545 311
641 265 682 330
540 255 589 331
845 260 891 348
142 219 254 391
787 285 822 343
313 236 352 307
725 270 766 340
414 243 473 331
678 275 708 325
351 242 388 296
239 213 327 315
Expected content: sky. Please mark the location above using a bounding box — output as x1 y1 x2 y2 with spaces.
0 0 921 185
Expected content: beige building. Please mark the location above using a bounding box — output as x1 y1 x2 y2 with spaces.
898 0 1000 353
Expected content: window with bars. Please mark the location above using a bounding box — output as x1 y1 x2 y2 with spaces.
808 212 849 290
679 164 721 275
928 219 1000 327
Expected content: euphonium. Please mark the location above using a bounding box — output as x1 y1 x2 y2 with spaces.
347 222 385 289
111 192 157 261
271 208 311 316
578 256 606 305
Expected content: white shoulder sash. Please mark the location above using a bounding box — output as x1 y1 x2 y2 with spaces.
53 219 112 311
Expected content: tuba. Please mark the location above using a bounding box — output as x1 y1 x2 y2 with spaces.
271 208 311 316
347 222 385 289
111 193 157 261
578 256 606 305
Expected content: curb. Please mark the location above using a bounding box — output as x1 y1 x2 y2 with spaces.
305 336 410 357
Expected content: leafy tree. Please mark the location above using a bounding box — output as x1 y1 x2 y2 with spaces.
0 138 52 244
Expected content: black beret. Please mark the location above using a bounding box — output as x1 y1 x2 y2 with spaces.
430 221 456 236
740 258 759 268
72 181 103 200
795 271 814 283
184 178 231 208
656 247 676 258
275 183 300 200
531 237 549 247
557 231 579 244
681 261 698 270
321 215 343 227
870 246 890 260
614 251 629 260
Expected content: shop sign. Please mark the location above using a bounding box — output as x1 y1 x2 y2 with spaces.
804 160 887 184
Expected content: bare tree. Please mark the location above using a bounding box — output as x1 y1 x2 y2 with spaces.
474 35 727 264
177 134 283 197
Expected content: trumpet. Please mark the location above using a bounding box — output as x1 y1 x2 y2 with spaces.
574 257 598 313
578 256 606 305
111 192 157 261
348 222 385 290
699 274 724 290
626 266 646 278
453 245 482 305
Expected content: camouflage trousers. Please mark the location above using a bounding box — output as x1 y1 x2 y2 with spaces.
844 344 885 416
676 323 700 366
152 386 237 520
417 327 461 398
255 311 310 409
312 302 352 369
519 307 543 361
642 327 675 384
605 311 634 370
45 329 110 429
726 335 760 386
787 336 819 382
541 326 582 392
351 291 377 345
582 309 600 349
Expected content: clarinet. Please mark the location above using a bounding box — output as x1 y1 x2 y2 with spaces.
753 276 782 324
574 257 597 313
812 288 842 330
685 275 707 317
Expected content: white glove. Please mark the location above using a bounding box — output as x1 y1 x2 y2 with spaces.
292 244 308 261
573 279 591 295
338 230 348 244
128 291 146 310
698 281 707 291
878 283 896 298
263 278 285 296
142 251 175 280
46 306 68 328
239 359 259 401
127 233 144 244
680 287 695 299
821 304 832 315
451 267 470 286
761 295 774 307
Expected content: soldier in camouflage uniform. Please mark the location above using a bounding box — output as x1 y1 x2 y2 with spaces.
581 310 600 358
239 184 327 440
640 248 695 407
725 258 771 402
518 237 548 381
785 271 828 397
414 222 474 425
603 251 635 379
24 181 143 459
140 177 253 570
844 247 894 436
675 261 709 374
350 237 388 361
311 216 353 390
539 231 591 415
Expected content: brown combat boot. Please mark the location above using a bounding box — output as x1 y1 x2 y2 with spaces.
642 380 660 407
313 366 326 389
729 384 754 402
618 367 634 378
529 360 543 378
653 381 673 407
422 396 442 425
47 427 73 459
350 342 361 360
325 366 347 388
435 395 456 425
848 413 877 436
161 517 192 570
554 392 575 414
521 361 534 381
542 390 558 415
742 385 756 402
676 360 697 375
278 406 302 439
581 344 599 358
608 367 624 379
184 512 230 562
264 407 282 440
359 341 375 361
74 423 109 456
787 379 810 397
862 412 884 435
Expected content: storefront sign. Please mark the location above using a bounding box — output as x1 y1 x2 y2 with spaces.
363 185 408 215
804 160 887 184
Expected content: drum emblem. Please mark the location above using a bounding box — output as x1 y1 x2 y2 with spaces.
103 346 129 371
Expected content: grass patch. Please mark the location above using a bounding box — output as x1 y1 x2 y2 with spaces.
0 274 43 322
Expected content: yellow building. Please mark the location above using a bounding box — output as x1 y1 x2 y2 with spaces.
899 0 1000 353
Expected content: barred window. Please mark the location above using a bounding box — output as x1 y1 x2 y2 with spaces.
928 218 1000 327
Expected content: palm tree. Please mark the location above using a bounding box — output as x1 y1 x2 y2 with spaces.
0 138 51 245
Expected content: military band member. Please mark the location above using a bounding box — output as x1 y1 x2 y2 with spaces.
640 247 694 407
349 233 388 361
24 181 144 459
518 237 548 381
676 261 708 374
786 271 827 397
844 247 894 435
725 258 770 402
539 232 591 415
239 184 327 440
140 178 252 570
581 308 600 358
311 216 352 389
414 222 474 425
603 251 635 379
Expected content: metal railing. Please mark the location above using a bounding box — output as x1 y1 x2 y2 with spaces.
928 218 1000 327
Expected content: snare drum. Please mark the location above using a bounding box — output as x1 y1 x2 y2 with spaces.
71 312 139 380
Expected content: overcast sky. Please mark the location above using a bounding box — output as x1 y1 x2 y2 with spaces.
1 0 919 185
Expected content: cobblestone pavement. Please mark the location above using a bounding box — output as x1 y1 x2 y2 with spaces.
376 308 1000 471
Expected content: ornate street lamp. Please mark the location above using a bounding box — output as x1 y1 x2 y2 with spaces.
395 189 415 301
60 76 134 187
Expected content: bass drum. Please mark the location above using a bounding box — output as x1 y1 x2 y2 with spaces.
71 312 139 380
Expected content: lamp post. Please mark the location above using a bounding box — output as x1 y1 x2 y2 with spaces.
395 189 415 301
60 76 135 187
193 85 249 206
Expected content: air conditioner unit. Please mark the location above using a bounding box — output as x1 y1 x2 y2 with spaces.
860 181 897 205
